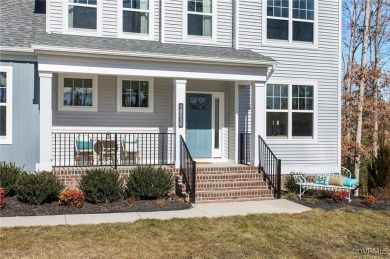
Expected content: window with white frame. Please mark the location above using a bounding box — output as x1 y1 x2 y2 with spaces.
266 84 314 138
187 0 213 37
0 66 12 144
68 0 98 30
266 0 315 43
117 77 153 112
58 75 98 111
122 0 150 34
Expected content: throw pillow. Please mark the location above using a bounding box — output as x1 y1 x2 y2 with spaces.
314 175 330 185
343 177 358 188
329 176 344 186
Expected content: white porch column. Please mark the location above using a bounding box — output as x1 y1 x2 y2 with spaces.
250 81 266 166
36 72 53 171
173 79 187 168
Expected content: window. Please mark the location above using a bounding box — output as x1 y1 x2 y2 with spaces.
266 83 315 139
184 0 216 42
266 0 315 43
68 0 97 30
58 74 98 111
117 77 154 112
0 66 12 144
123 0 150 34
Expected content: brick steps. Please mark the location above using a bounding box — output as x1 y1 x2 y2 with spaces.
175 166 275 203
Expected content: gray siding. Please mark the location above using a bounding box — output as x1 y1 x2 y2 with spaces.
238 85 251 134
228 82 235 161
238 0 340 170
53 76 173 129
0 61 40 171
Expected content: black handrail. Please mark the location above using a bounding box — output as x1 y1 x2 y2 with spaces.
258 135 281 199
239 133 251 165
52 132 175 168
179 135 196 203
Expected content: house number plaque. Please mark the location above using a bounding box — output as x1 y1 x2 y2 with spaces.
179 103 183 128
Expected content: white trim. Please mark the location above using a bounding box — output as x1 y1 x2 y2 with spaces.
182 0 218 44
262 0 318 49
0 46 34 53
116 76 154 113
0 66 13 145
63 0 103 37
161 0 165 43
52 126 174 133
186 91 225 159
264 79 318 143
57 73 98 112
234 0 239 49
234 82 239 162
117 0 155 40
46 0 51 33
337 0 342 166
32 45 277 67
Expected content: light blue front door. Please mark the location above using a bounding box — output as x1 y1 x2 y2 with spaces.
186 93 212 158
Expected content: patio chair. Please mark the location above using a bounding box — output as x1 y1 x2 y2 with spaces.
121 135 139 165
75 135 94 166
100 139 117 165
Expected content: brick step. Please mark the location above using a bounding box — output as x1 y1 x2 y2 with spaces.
195 189 274 201
195 169 259 175
195 196 275 203
196 173 264 182
196 181 268 190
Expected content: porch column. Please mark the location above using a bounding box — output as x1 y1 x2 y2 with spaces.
36 72 53 171
250 81 266 166
173 79 187 168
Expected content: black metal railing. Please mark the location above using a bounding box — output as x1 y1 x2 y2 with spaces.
239 133 251 165
180 135 196 203
258 135 281 199
52 132 175 168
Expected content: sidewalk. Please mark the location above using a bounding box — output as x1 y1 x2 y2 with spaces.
0 199 311 228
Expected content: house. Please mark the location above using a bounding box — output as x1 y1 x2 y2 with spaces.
0 0 341 202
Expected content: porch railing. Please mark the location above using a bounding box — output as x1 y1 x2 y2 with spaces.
179 135 196 203
239 133 251 165
259 135 281 199
52 132 175 168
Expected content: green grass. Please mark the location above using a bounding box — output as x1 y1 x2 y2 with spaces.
1 209 389 258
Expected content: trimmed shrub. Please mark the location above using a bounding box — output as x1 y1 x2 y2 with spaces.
332 190 349 203
284 173 299 194
0 161 23 196
365 195 377 206
14 171 65 205
59 188 85 208
0 187 6 208
125 166 174 200
316 190 333 199
78 169 123 204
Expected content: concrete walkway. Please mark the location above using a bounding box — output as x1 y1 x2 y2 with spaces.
0 199 311 228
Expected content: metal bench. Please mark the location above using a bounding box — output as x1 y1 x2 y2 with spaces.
292 164 357 202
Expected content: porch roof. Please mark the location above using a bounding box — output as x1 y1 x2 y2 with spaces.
0 0 276 67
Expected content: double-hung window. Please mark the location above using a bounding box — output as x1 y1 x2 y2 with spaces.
185 0 215 41
266 83 315 139
117 77 154 112
58 74 98 111
122 0 150 34
0 66 12 144
266 0 315 44
68 0 98 30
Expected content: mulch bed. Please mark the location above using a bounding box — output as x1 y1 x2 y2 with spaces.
0 195 191 217
286 195 390 211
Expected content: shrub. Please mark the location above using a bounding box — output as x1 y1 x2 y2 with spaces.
365 194 377 206
0 161 23 196
332 191 349 203
370 187 390 203
59 188 85 208
14 171 65 205
316 190 333 199
284 173 299 194
125 166 174 200
0 187 6 209
78 169 123 204
368 140 390 191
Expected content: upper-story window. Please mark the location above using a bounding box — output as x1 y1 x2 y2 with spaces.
266 0 315 44
68 0 97 30
123 0 150 34
188 0 212 37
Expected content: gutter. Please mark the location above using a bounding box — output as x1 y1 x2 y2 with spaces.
31 45 278 67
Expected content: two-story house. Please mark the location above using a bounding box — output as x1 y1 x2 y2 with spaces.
0 0 341 202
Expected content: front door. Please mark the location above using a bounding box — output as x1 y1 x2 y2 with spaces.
186 93 212 158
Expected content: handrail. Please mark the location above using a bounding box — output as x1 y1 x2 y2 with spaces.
258 135 281 199
179 135 196 203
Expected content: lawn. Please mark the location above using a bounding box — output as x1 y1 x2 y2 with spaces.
1 209 389 258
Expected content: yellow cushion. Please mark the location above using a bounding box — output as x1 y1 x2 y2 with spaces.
329 176 344 186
